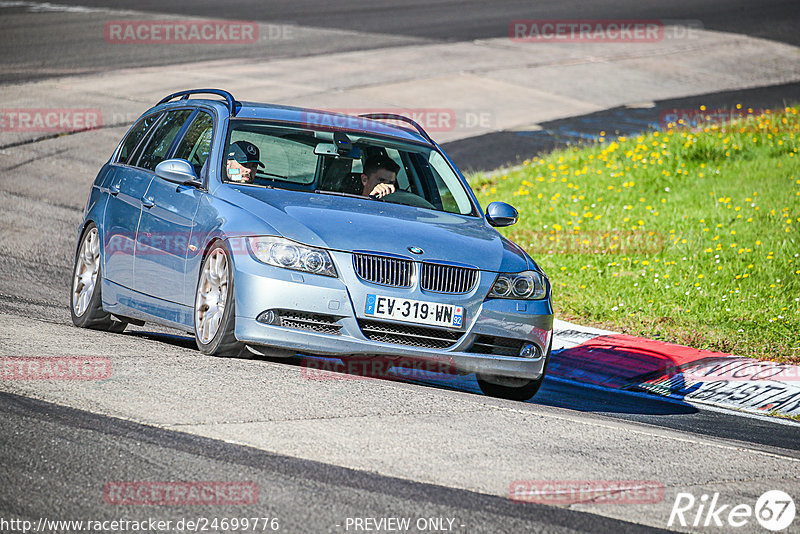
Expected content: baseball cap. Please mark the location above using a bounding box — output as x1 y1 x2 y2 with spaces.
228 140 265 168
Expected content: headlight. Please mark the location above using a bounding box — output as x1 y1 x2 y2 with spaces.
488 270 547 300
247 236 337 277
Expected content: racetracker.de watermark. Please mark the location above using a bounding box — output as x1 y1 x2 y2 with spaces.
509 480 664 505
509 229 665 255
680 359 800 382
300 357 458 381
0 516 279 533
659 108 768 130
300 108 494 133
509 19 702 42
103 482 258 506
0 109 102 133
104 20 259 44
1 357 111 380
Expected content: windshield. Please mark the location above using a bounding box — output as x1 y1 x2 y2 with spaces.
223 120 477 216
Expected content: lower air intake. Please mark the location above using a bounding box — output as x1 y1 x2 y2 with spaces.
258 310 342 335
358 319 462 349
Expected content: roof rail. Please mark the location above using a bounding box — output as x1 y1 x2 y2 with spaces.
157 89 239 116
358 113 434 144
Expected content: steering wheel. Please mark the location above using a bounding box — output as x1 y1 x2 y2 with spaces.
380 190 436 209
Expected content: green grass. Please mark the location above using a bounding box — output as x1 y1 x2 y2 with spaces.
470 107 800 363
768 411 800 422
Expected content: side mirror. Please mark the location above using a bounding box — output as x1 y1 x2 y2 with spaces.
155 159 201 186
485 201 518 227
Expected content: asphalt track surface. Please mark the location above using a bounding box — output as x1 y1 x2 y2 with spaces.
1 391 673 534
1 1 799 532
2 0 800 84
26 0 800 45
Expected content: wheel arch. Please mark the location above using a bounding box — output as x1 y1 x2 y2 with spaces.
74 219 98 260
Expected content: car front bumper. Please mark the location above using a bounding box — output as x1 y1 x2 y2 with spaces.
231 245 554 380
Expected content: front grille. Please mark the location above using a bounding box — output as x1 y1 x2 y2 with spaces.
467 335 525 356
353 253 413 287
358 319 462 349
279 311 342 335
421 262 478 293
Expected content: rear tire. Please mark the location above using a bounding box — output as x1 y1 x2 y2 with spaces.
70 223 127 333
477 340 552 401
194 241 245 357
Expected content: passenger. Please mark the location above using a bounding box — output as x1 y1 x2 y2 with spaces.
226 140 264 183
360 155 400 198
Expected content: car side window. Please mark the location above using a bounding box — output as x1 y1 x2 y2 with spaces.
426 151 473 215
173 111 214 176
137 110 193 171
383 148 408 189
116 113 162 165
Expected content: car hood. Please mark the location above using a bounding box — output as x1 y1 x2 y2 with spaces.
225 187 530 273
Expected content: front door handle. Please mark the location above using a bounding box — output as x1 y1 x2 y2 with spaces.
109 183 120 196
141 196 155 209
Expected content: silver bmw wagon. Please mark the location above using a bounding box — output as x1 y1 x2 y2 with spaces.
71 89 553 400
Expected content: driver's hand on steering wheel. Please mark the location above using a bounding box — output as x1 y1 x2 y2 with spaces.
368 182 396 198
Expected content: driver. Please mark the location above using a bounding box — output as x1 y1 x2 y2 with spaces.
226 140 264 183
360 155 400 198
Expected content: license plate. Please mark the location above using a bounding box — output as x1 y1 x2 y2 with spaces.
365 294 463 329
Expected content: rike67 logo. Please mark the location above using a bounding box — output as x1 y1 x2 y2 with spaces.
668 490 795 531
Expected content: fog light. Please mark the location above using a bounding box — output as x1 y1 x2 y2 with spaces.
519 343 539 358
257 310 279 325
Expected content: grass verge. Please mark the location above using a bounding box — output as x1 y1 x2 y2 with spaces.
470 107 799 364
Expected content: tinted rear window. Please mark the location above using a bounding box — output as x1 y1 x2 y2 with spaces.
174 111 214 176
117 113 162 165
137 110 193 171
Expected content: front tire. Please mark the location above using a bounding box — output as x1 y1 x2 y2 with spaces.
70 223 127 333
477 341 552 401
194 241 244 357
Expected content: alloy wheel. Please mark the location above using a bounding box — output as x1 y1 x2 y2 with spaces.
73 227 100 317
195 249 229 344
